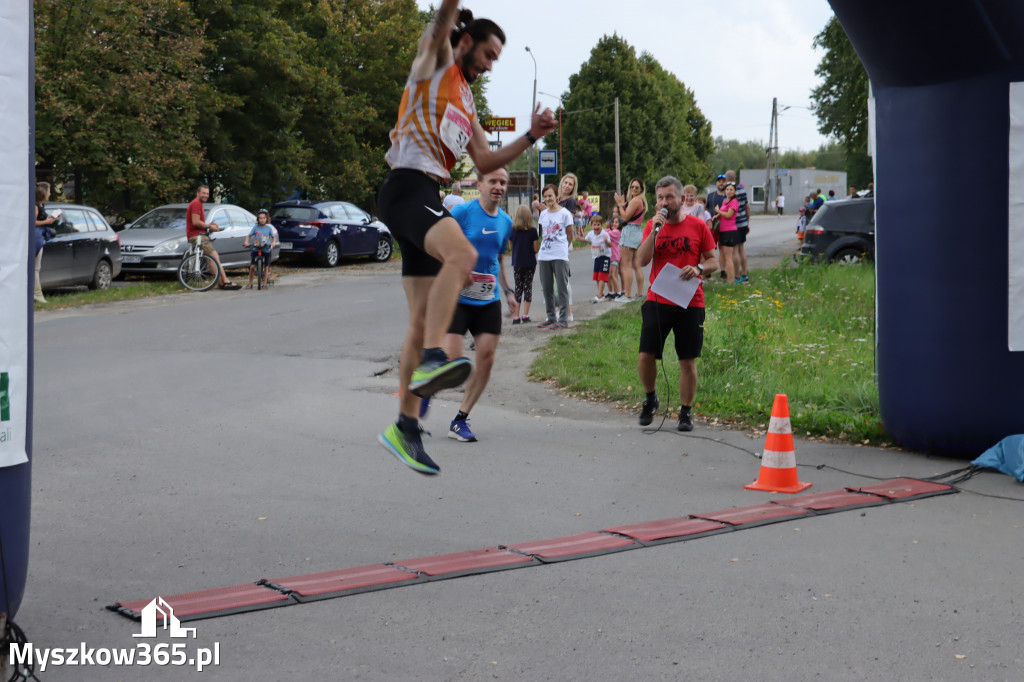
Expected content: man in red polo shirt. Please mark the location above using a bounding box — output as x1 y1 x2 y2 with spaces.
186 185 241 290
635 175 718 431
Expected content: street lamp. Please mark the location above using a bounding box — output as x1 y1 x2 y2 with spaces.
525 46 537 211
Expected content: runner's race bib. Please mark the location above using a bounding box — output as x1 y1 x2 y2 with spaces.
460 272 496 300
440 104 472 158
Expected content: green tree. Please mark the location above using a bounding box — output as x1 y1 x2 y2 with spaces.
288 0 425 206
34 0 208 221
810 16 873 187
189 0 314 208
545 34 712 194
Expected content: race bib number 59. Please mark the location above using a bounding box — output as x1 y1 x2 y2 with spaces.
460 272 496 300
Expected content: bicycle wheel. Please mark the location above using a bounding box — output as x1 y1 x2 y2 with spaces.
178 253 220 291
255 254 264 290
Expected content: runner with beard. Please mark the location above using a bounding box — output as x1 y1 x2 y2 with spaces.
377 1 556 475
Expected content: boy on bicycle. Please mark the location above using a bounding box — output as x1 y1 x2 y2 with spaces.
245 209 278 289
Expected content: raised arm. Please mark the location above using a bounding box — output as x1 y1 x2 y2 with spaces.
409 0 459 80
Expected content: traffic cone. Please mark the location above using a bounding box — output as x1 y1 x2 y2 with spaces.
744 394 812 494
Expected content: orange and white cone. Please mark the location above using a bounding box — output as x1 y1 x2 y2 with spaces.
744 394 812 494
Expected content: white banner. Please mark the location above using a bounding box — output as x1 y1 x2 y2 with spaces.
0 1 31 467
1010 82 1024 351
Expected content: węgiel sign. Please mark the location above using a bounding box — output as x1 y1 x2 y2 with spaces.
481 117 515 133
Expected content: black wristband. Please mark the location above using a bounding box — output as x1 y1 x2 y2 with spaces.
525 131 537 144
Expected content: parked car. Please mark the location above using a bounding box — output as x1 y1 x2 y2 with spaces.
798 197 875 264
269 201 393 267
40 203 122 290
118 203 278 275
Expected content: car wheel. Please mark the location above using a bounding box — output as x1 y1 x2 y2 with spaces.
319 240 340 267
89 259 113 290
831 248 865 265
374 237 393 262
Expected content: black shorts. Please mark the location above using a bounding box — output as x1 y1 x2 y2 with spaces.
249 250 271 267
377 168 448 277
737 225 749 243
639 301 705 360
719 230 742 247
448 300 503 337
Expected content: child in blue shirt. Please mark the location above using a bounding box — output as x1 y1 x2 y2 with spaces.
245 209 278 289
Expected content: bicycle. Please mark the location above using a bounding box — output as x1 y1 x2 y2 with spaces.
253 244 269 290
178 233 220 291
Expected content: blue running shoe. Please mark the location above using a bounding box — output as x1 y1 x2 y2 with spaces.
447 418 478 442
409 356 472 398
378 423 440 475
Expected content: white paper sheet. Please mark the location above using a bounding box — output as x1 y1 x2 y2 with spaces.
649 263 701 309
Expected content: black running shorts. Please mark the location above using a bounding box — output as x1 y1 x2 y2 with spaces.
448 300 503 337
639 301 705 360
378 168 450 277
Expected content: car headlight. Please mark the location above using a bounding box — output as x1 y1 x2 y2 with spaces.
150 237 187 255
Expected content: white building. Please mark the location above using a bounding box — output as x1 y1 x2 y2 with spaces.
737 168 848 214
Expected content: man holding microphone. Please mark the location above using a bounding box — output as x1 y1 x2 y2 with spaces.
635 176 718 431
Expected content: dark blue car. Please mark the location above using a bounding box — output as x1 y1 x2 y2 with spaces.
269 201 393 267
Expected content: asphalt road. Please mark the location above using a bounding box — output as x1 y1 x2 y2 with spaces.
13 215 1024 681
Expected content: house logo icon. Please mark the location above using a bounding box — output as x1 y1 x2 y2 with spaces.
133 597 197 639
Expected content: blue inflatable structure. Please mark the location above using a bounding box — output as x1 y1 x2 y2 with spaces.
830 0 1024 455
0 1 33 625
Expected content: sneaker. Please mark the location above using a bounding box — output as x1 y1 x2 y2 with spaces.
522 316 531 323
568 314 574 322
591 297 602 303
448 418 478 442
638 394 659 426
553 321 569 329
677 411 693 432
409 356 472 398
538 319 556 328
740 275 749 283
512 317 522 325
378 423 440 475
604 293 616 301
734 277 743 284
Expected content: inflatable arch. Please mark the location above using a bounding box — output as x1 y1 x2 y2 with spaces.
0 1 33 622
829 0 1024 455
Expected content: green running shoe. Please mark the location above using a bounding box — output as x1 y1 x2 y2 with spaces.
409 356 472 398
378 423 440 475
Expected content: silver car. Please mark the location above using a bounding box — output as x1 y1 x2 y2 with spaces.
118 203 278 275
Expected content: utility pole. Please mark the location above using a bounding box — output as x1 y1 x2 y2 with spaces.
765 98 779 214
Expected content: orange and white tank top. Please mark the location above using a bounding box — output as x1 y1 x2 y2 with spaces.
385 61 476 180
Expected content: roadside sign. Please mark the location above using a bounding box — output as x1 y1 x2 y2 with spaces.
482 117 515 133
539 150 557 174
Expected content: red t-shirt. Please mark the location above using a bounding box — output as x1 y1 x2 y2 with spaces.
186 198 206 240
642 214 716 308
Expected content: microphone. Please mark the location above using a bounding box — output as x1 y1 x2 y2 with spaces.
654 207 668 235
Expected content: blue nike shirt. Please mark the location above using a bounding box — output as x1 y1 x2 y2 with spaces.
449 199 514 306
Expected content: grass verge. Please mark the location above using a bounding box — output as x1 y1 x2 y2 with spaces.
529 262 889 445
34 280 186 310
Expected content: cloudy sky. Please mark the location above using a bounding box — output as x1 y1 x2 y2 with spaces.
415 0 837 152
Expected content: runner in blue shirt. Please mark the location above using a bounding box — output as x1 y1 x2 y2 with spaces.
439 167 515 443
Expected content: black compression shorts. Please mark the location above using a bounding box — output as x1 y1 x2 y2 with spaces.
377 168 450 277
